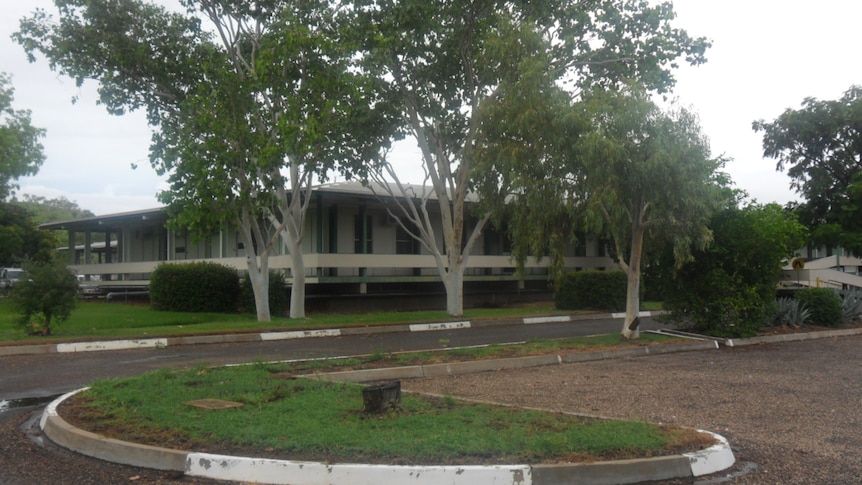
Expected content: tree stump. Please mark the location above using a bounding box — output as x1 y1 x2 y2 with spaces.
362 380 402 414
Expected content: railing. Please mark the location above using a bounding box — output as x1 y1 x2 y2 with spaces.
68 253 616 286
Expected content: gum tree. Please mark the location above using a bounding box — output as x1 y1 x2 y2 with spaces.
17 0 391 320
579 87 722 339
355 0 710 316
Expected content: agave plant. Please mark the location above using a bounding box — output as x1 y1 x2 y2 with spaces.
840 290 862 324
773 297 812 328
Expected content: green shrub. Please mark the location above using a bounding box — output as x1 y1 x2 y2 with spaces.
150 262 240 313
10 259 78 336
240 271 289 317
794 288 842 327
555 270 627 311
658 204 806 338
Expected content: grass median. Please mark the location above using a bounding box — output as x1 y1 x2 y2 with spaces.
0 299 575 343
62 359 714 465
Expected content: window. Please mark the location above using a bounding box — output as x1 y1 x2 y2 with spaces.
396 224 419 255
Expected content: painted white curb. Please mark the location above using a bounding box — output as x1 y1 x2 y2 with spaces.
684 430 736 477
409 321 471 332
40 387 88 429
56 339 168 353
260 329 342 341
186 453 532 485
523 316 571 324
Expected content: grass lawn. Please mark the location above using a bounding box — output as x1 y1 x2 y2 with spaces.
0 298 574 344
63 362 712 465
0 298 664 344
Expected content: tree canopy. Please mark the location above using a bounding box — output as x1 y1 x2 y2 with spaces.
16 0 393 320
0 73 45 201
0 202 57 267
753 85 862 254
502 86 723 339
579 87 722 338
356 0 710 316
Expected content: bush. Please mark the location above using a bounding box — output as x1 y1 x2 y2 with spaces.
149 262 240 313
240 271 289 316
10 259 78 336
794 288 842 327
658 204 807 338
555 270 627 311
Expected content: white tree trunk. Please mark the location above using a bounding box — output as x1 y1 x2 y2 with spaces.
286 237 306 319
620 224 645 340
621 266 641 340
246 259 271 322
239 210 272 322
443 266 465 317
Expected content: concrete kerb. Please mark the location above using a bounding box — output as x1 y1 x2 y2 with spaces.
724 327 862 347
305 340 720 384
42 386 734 485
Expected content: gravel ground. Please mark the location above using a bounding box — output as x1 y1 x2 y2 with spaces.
404 335 862 484
1 334 860 484
0 406 221 484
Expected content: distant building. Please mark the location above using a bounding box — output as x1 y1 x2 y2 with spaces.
781 246 862 291
41 182 614 311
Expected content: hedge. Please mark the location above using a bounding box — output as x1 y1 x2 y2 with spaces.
794 287 842 327
149 262 240 313
555 270 628 311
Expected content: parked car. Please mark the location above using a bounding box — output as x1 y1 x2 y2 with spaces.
0 268 26 295
77 274 104 297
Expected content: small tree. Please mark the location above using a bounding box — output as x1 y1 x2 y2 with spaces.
11 259 78 336
579 87 723 339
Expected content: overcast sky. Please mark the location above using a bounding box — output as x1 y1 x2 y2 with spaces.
2 1 860 215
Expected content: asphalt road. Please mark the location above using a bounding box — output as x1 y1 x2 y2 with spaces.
0 315 666 484
0 315 663 400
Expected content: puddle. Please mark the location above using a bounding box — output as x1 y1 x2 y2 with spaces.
695 461 759 484
0 394 62 413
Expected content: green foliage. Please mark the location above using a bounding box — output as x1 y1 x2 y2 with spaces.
555 270 628 311
356 0 708 316
661 203 808 338
15 0 395 321
149 262 240 313
754 85 862 255
579 87 723 267
794 288 842 328
0 202 56 267
240 271 289 317
10 259 78 336
771 297 811 328
0 72 45 200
